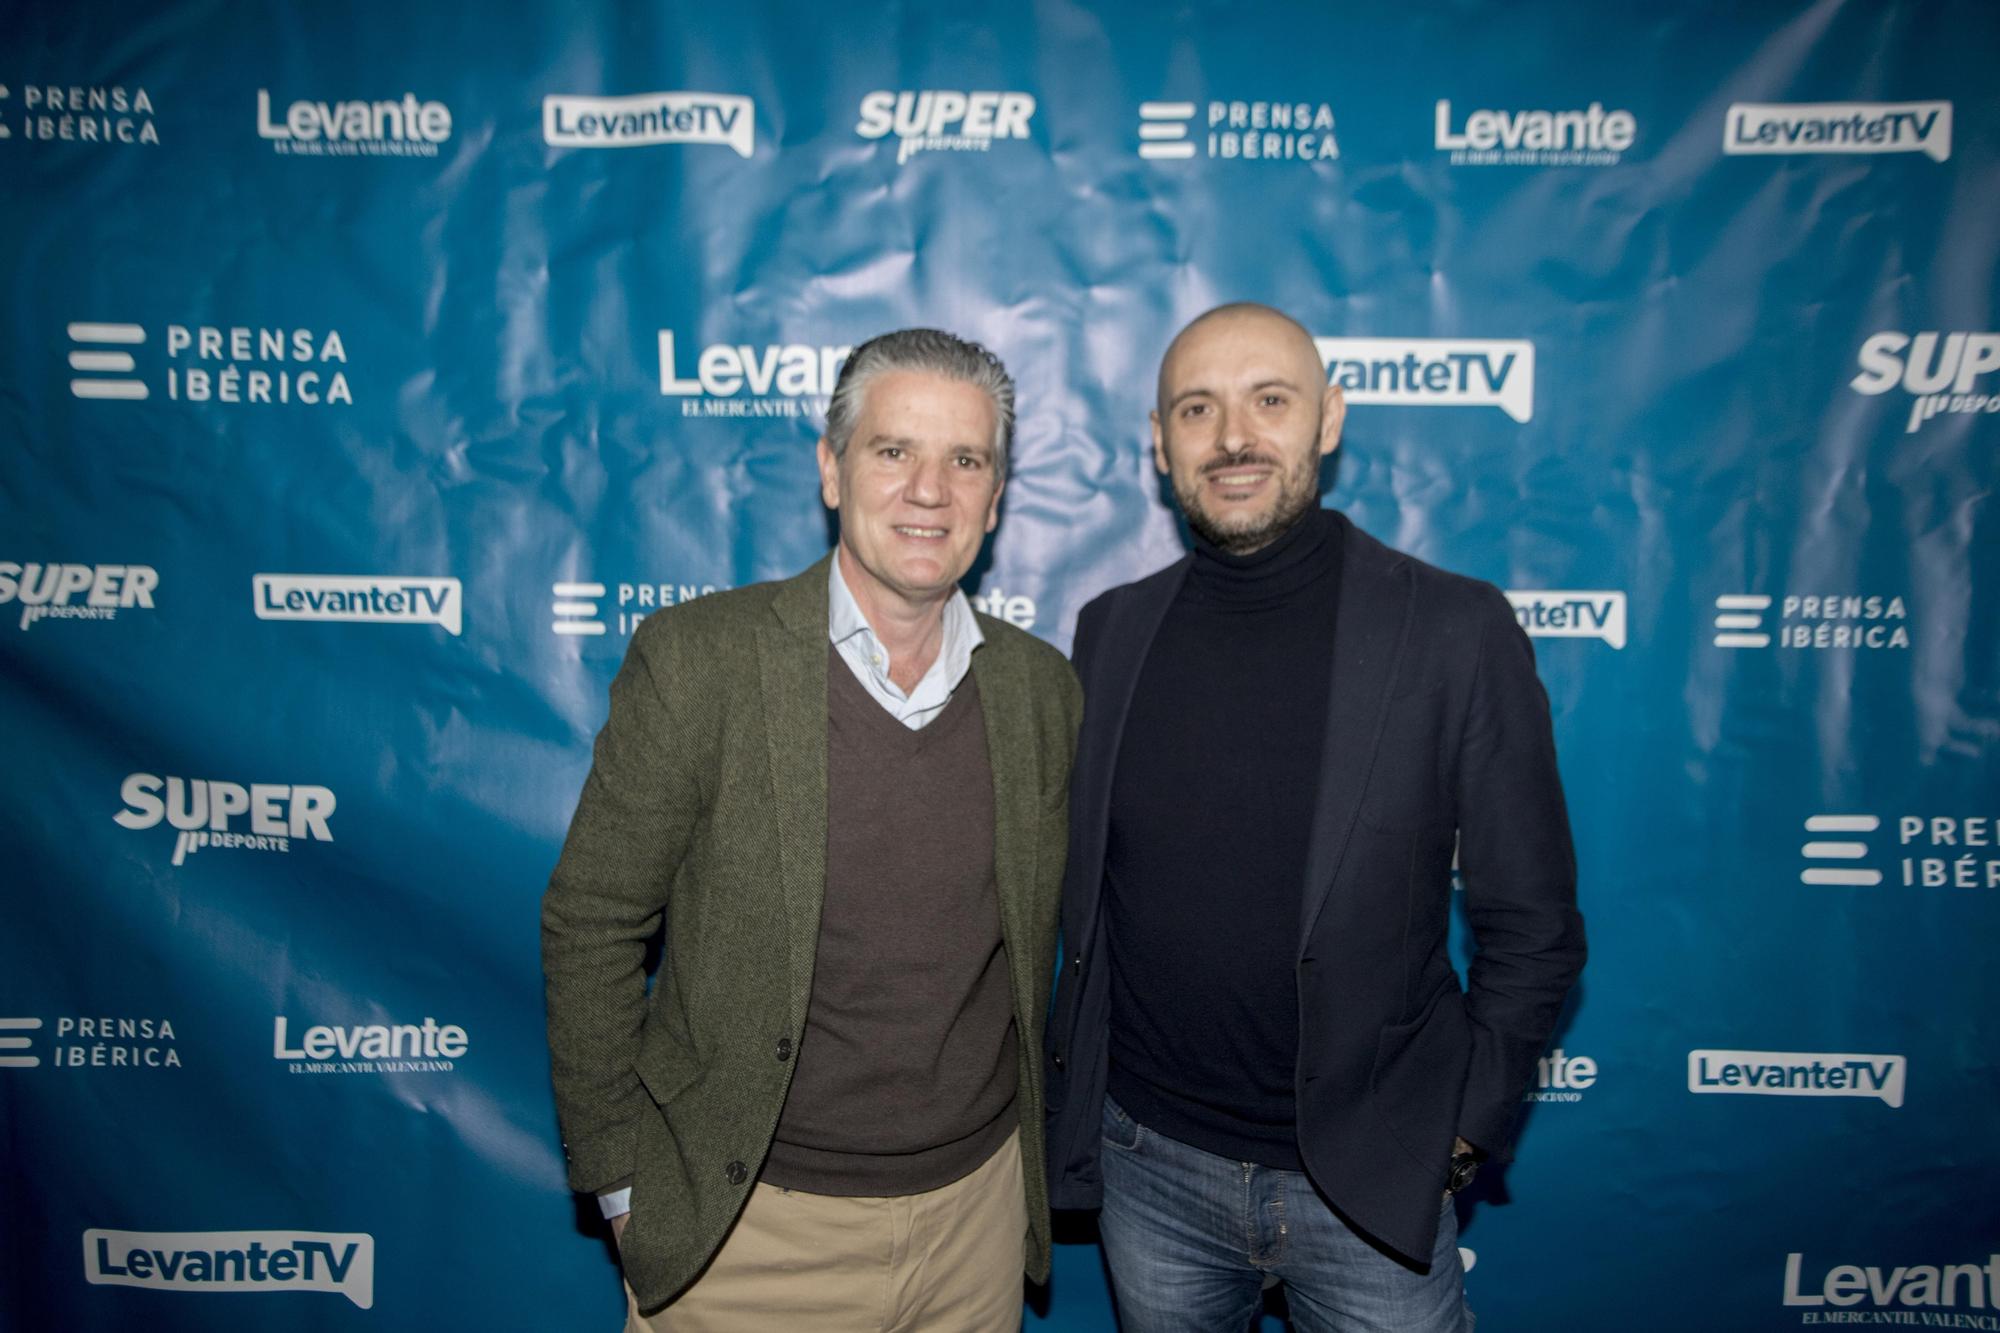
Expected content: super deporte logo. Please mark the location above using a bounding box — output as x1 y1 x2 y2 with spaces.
1852 331 2000 434
85 1230 374 1308
855 91 1035 164
115 774 336 867
0 562 156 631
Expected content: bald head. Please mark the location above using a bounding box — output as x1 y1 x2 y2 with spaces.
1156 302 1323 417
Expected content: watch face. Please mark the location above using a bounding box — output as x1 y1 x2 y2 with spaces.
1448 1156 1480 1194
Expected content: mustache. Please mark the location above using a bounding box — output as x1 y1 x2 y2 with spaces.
1199 451 1283 477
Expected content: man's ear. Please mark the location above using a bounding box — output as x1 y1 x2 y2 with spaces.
1151 410 1169 475
1319 383 1345 458
816 436 842 509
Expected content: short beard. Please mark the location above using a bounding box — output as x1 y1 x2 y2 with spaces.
1175 452 1322 555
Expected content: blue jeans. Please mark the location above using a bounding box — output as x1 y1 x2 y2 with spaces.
1098 1096 1473 1333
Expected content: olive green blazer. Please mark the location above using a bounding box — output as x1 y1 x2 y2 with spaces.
542 554 1082 1310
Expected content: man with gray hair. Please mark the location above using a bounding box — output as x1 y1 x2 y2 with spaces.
544 328 1082 1330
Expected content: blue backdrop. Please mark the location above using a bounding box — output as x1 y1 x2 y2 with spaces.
4 2 1997 1328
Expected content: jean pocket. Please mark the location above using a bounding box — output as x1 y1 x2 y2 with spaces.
1100 1095 1146 1153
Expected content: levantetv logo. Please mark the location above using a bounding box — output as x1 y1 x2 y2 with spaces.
856 91 1035 164
1724 101 1950 162
257 89 450 156
84 1230 374 1308
1314 337 1534 423
115 774 336 867
544 92 754 156
1687 1050 1905 1107
1784 1251 2000 1318
253 574 461 635
1505 591 1626 648
1852 331 2000 434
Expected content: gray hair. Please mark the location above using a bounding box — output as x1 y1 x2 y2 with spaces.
823 328 1015 480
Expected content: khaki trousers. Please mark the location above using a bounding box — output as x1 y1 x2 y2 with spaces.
625 1130 1025 1333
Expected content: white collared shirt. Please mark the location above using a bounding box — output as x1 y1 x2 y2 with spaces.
596 554 983 1221
827 550 984 730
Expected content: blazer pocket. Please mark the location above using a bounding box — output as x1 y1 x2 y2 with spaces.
634 1021 701 1109
1369 985 1471 1172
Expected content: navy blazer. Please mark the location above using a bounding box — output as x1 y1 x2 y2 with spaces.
1044 512 1585 1265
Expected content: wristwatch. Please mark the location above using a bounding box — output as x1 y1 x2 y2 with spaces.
1446 1148 1481 1195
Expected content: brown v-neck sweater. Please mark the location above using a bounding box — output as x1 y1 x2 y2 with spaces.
760 648 1018 1196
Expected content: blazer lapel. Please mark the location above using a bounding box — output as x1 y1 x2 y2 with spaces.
1067 558 1188 963
1299 519 1415 949
758 556 833 1018
972 642 1039 996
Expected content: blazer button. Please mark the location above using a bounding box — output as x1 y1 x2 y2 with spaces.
725 1161 747 1185
1052 1051 1065 1070
775 1037 793 1061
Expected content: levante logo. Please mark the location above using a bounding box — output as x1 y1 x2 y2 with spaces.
85 1230 374 1308
1434 99 1636 166
1784 1252 2000 1324
273 1015 467 1074
257 88 450 157
657 330 851 417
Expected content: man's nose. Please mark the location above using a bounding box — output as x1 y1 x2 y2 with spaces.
906 455 948 505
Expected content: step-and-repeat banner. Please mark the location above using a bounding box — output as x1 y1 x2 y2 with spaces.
4 2 1996 1329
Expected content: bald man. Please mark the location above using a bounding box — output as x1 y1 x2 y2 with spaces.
1043 304 1584 1331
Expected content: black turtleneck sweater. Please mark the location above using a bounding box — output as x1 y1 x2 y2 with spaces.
1104 508 1343 1170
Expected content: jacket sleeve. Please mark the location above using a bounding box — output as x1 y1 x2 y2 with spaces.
1453 587 1586 1159
541 617 708 1194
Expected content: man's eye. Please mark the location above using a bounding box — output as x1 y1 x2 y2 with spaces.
880 446 904 460
1181 403 1209 418
1261 394 1287 408
954 454 983 469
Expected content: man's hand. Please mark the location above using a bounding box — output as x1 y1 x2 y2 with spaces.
610 1212 630 1248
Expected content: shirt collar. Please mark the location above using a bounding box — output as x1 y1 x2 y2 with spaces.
827 551 985 692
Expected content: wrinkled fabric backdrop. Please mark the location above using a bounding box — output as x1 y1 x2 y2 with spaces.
3 2 1996 1329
